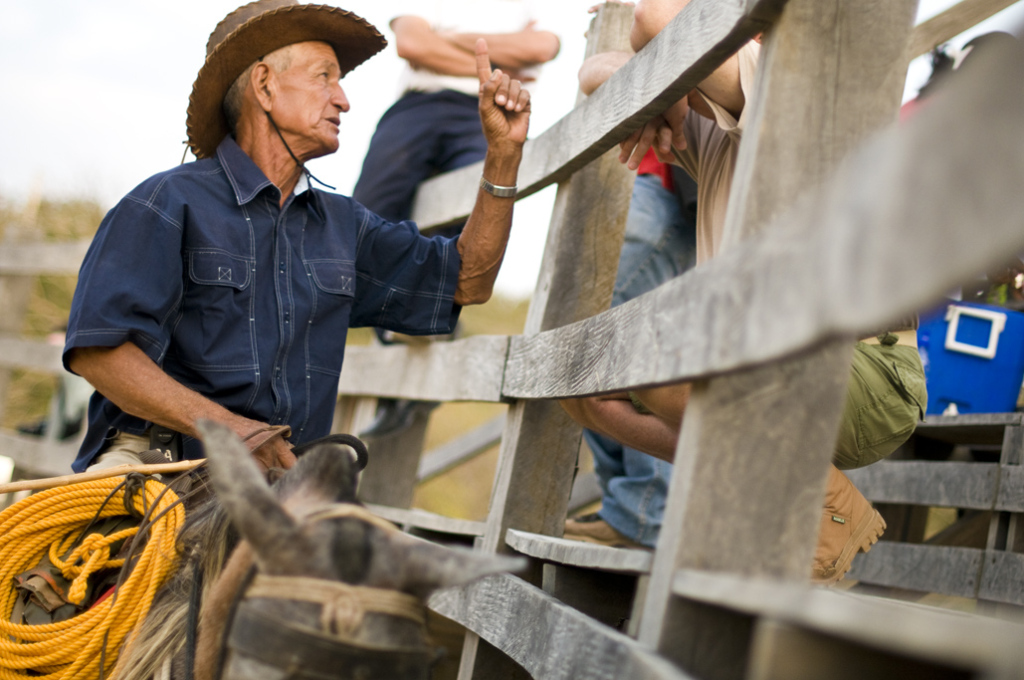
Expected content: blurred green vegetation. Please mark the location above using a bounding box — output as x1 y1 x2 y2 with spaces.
1 196 103 429
2 195 532 520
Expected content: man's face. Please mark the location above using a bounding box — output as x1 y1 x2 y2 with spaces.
269 41 349 160
631 0 691 53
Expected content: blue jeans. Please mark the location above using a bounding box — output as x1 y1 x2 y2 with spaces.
586 173 696 547
352 90 487 224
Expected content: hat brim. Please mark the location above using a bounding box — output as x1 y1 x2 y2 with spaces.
186 4 385 159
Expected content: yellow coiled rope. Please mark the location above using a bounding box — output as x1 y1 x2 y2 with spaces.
0 476 184 680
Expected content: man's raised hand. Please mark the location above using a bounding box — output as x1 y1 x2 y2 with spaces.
477 39 531 152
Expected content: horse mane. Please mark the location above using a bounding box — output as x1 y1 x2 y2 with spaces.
114 483 237 680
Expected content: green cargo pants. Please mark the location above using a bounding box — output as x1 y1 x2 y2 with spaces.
833 339 927 470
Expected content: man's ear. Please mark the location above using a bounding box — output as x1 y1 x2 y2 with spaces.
251 62 275 112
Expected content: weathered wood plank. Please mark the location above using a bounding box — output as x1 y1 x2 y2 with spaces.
1001 424 1024 465
922 413 1024 428
331 395 377 439
364 503 485 538
0 430 78 478
503 36 1024 399
977 550 1024 605
846 542 983 599
476 1 639 554
995 466 1024 512
0 336 63 373
338 336 508 403
722 1 918 249
638 344 854 644
417 415 505 482
672 568 1024 672
637 0 921 667
430 574 694 680
356 408 430 509
506 529 652 574
0 239 89 276
909 0 1022 59
456 8 648 677
409 0 786 229
0 238 37 425
845 461 998 510
567 470 603 514
914 412 1022 445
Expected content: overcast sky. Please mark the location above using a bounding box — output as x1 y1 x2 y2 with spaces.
1 0 1021 296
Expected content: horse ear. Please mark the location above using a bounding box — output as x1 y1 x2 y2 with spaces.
196 420 312 574
275 444 359 505
364 530 526 599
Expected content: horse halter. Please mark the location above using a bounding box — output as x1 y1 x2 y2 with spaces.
217 504 437 680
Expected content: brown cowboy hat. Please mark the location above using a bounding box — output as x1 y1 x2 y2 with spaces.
186 0 386 159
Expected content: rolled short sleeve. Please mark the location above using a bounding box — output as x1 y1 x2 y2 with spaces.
64 188 184 372
695 41 760 139
349 203 462 335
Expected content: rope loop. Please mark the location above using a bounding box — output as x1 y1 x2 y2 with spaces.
0 476 185 680
122 473 148 519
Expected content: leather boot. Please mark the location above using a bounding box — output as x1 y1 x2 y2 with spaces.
563 513 649 550
812 465 886 585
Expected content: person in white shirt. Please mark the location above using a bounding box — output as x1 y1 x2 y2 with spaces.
352 1 559 225
353 1 560 438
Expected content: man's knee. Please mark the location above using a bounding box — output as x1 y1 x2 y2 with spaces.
834 343 927 469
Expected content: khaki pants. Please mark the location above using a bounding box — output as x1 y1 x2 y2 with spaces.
90 431 150 471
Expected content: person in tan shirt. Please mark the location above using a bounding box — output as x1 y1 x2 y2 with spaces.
562 0 926 584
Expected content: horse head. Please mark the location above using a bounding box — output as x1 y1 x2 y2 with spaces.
192 419 523 680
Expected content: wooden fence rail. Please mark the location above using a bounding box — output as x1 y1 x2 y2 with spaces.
3 1 1024 678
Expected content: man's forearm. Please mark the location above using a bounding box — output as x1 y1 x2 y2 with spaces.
69 343 268 444
393 15 480 77
560 395 679 462
630 0 745 118
454 148 522 305
446 29 560 70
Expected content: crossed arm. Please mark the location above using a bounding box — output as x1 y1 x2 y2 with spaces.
391 15 560 79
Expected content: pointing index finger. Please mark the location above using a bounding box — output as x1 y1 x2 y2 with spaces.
476 38 493 84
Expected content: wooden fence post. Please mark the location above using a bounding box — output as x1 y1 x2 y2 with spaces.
0 195 42 431
636 0 919 676
456 4 637 678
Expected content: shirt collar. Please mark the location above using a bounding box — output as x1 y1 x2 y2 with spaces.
217 136 276 206
216 136 326 219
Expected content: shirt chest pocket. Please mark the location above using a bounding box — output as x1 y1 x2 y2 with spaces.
305 260 355 376
176 250 255 370
308 260 355 297
189 250 252 290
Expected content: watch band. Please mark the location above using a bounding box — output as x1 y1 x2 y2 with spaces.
480 176 518 199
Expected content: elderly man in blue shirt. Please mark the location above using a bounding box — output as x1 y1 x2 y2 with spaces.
63 0 530 474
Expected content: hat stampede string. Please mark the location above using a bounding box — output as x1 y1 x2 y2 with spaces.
265 111 337 191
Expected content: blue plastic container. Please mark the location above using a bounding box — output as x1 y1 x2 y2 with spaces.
917 301 1024 415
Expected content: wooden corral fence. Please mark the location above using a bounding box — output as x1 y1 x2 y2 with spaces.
3 0 1024 678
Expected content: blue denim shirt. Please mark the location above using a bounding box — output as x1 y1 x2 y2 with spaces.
65 137 461 471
